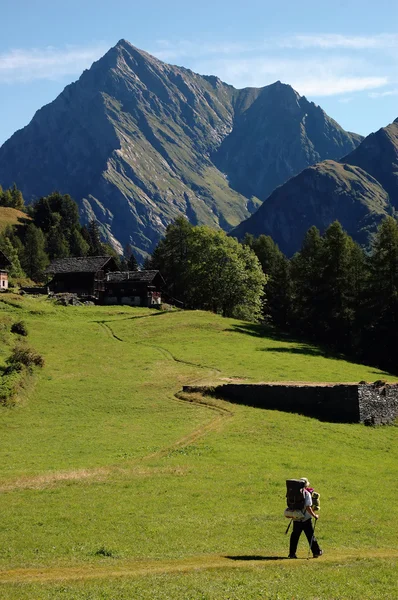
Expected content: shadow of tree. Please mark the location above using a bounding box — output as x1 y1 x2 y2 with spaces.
227 323 340 359
263 346 329 357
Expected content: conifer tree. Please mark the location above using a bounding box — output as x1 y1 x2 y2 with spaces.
22 224 48 282
0 235 24 278
87 220 105 256
243 233 291 327
290 226 324 337
318 221 359 349
10 183 24 210
363 217 398 368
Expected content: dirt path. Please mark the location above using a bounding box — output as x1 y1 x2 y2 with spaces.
0 317 231 493
1 549 397 584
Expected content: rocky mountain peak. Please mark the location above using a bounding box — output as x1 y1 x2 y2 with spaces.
342 119 398 206
0 40 363 259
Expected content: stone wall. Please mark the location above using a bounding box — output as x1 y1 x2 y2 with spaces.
358 382 398 425
183 381 398 425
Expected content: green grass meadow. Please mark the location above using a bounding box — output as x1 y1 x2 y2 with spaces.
0 295 397 599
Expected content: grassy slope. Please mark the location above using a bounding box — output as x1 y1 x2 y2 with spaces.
0 295 397 599
0 207 30 232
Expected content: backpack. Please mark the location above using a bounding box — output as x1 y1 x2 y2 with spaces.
284 479 307 520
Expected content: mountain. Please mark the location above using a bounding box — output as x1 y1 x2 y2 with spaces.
213 81 362 201
232 119 398 255
342 118 398 206
0 39 361 258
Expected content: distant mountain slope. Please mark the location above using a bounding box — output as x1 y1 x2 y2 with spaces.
232 120 398 255
0 39 361 258
232 160 391 256
213 81 362 201
342 118 398 206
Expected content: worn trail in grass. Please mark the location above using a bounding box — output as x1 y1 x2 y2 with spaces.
1 548 397 584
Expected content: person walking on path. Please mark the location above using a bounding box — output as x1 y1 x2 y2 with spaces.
289 477 323 559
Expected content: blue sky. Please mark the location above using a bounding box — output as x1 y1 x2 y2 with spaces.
0 0 397 146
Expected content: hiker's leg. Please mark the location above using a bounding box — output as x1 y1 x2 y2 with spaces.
303 519 321 555
289 521 303 556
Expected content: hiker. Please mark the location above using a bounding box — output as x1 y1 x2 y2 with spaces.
288 477 322 559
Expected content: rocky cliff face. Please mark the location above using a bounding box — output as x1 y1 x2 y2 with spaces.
213 81 362 201
233 120 398 255
0 39 362 258
342 119 398 207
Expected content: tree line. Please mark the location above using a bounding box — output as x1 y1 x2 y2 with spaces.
0 187 138 281
145 217 398 373
242 219 398 374
2 184 398 372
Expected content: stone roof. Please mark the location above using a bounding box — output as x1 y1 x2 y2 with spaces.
106 270 161 284
47 256 114 274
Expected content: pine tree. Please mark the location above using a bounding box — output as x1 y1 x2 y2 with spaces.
149 217 193 303
123 243 138 270
69 228 90 257
244 234 291 327
364 217 398 369
0 189 13 207
0 236 24 278
290 226 324 338
22 224 49 282
87 220 104 256
128 252 139 271
10 183 24 210
318 221 359 349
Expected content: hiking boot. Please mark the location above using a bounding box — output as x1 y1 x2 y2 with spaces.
313 550 323 558
288 554 297 559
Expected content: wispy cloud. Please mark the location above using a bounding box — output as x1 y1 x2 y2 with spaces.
280 34 398 50
152 34 398 62
190 55 389 96
0 44 108 83
291 76 388 97
151 34 395 98
368 89 398 98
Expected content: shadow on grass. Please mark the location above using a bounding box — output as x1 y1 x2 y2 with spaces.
263 346 325 357
226 322 295 342
225 555 288 561
227 324 395 374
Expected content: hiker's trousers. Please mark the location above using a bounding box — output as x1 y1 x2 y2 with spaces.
289 519 321 556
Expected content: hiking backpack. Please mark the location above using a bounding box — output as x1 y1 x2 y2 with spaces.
284 479 321 520
284 479 306 519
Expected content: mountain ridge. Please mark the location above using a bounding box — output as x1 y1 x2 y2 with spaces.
0 39 362 258
232 118 398 255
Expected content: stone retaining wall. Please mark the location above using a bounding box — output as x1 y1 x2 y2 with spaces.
183 381 398 424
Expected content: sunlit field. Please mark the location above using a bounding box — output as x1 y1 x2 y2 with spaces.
0 295 397 599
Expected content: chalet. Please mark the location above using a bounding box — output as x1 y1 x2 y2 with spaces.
46 256 118 299
104 270 165 307
0 249 11 291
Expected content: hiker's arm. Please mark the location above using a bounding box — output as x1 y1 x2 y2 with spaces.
306 506 318 519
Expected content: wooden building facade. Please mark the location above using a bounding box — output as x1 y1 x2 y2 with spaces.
104 270 165 307
0 249 11 291
46 258 165 306
47 256 118 299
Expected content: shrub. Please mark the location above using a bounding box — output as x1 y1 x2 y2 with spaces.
0 368 27 406
11 321 28 336
6 344 44 370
